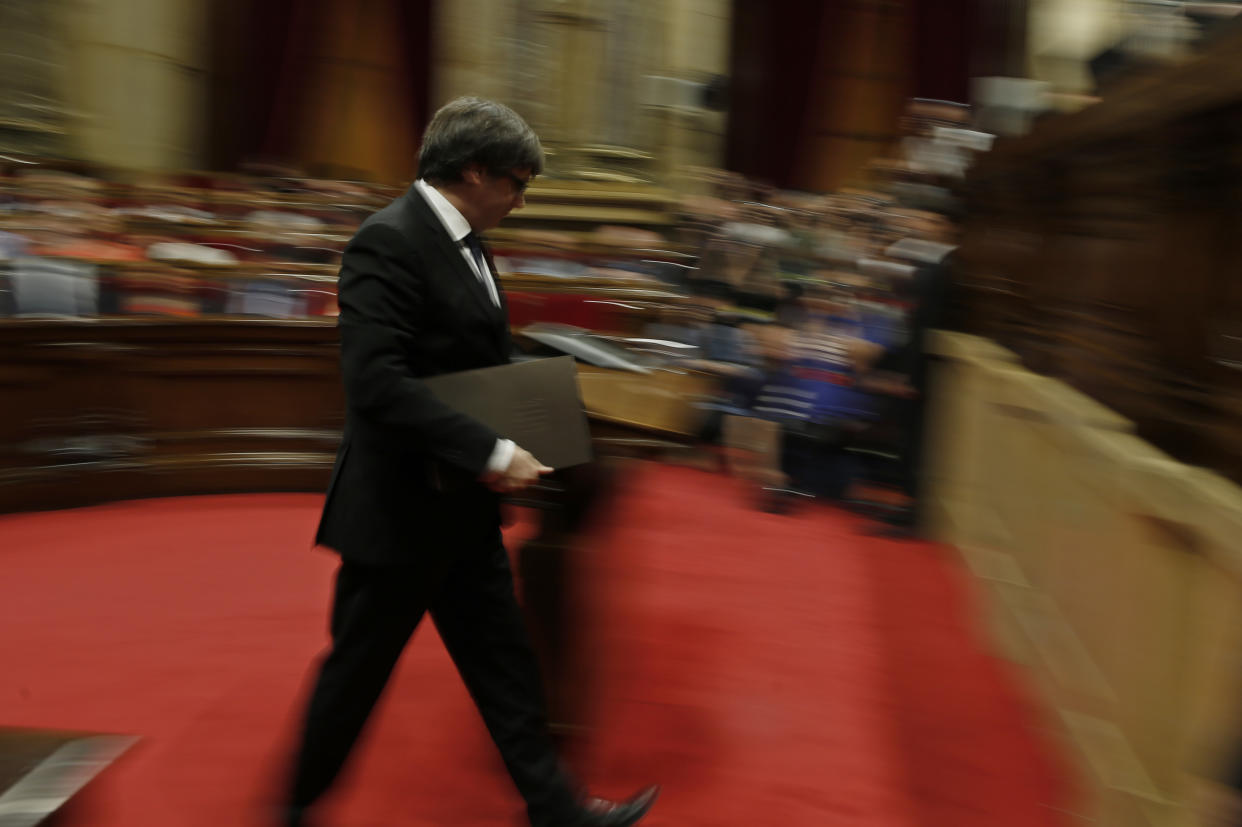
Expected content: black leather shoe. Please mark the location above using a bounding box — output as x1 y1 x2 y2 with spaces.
571 785 660 826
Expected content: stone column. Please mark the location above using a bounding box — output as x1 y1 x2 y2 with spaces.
0 0 71 157
432 0 521 110
59 0 208 170
659 0 731 178
1027 0 1124 98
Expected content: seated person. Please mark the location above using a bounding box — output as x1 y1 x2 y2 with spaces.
759 289 893 500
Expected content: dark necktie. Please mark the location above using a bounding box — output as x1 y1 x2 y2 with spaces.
464 232 487 275
463 232 498 306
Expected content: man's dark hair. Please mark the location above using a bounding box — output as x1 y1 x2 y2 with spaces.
418 96 544 184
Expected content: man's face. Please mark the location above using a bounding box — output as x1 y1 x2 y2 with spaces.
468 165 531 231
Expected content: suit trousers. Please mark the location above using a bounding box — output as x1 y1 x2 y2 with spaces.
288 518 579 825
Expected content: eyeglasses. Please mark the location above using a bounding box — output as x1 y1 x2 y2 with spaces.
501 171 531 194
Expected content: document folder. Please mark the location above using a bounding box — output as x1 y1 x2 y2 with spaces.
424 355 593 469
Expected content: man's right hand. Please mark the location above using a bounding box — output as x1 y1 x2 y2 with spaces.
484 446 553 493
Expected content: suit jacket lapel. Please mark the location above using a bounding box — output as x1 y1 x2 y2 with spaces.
404 190 508 356
406 190 504 320
477 238 511 357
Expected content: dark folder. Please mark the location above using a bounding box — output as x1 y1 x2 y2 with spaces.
424 355 593 469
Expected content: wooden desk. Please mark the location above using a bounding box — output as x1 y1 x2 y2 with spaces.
0 317 703 513
0 318 343 513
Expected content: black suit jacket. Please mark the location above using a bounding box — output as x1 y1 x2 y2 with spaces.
315 184 511 567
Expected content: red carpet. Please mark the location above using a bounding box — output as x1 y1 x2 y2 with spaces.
0 463 1075 826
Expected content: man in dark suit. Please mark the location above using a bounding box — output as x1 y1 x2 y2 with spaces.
283 97 658 827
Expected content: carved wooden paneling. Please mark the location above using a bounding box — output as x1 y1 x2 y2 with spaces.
960 28 1242 481
0 315 702 513
0 320 343 512
797 0 912 191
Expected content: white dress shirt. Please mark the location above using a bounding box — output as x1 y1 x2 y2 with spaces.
413 179 514 476
414 179 501 306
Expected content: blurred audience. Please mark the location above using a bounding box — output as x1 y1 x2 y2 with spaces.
0 96 983 533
